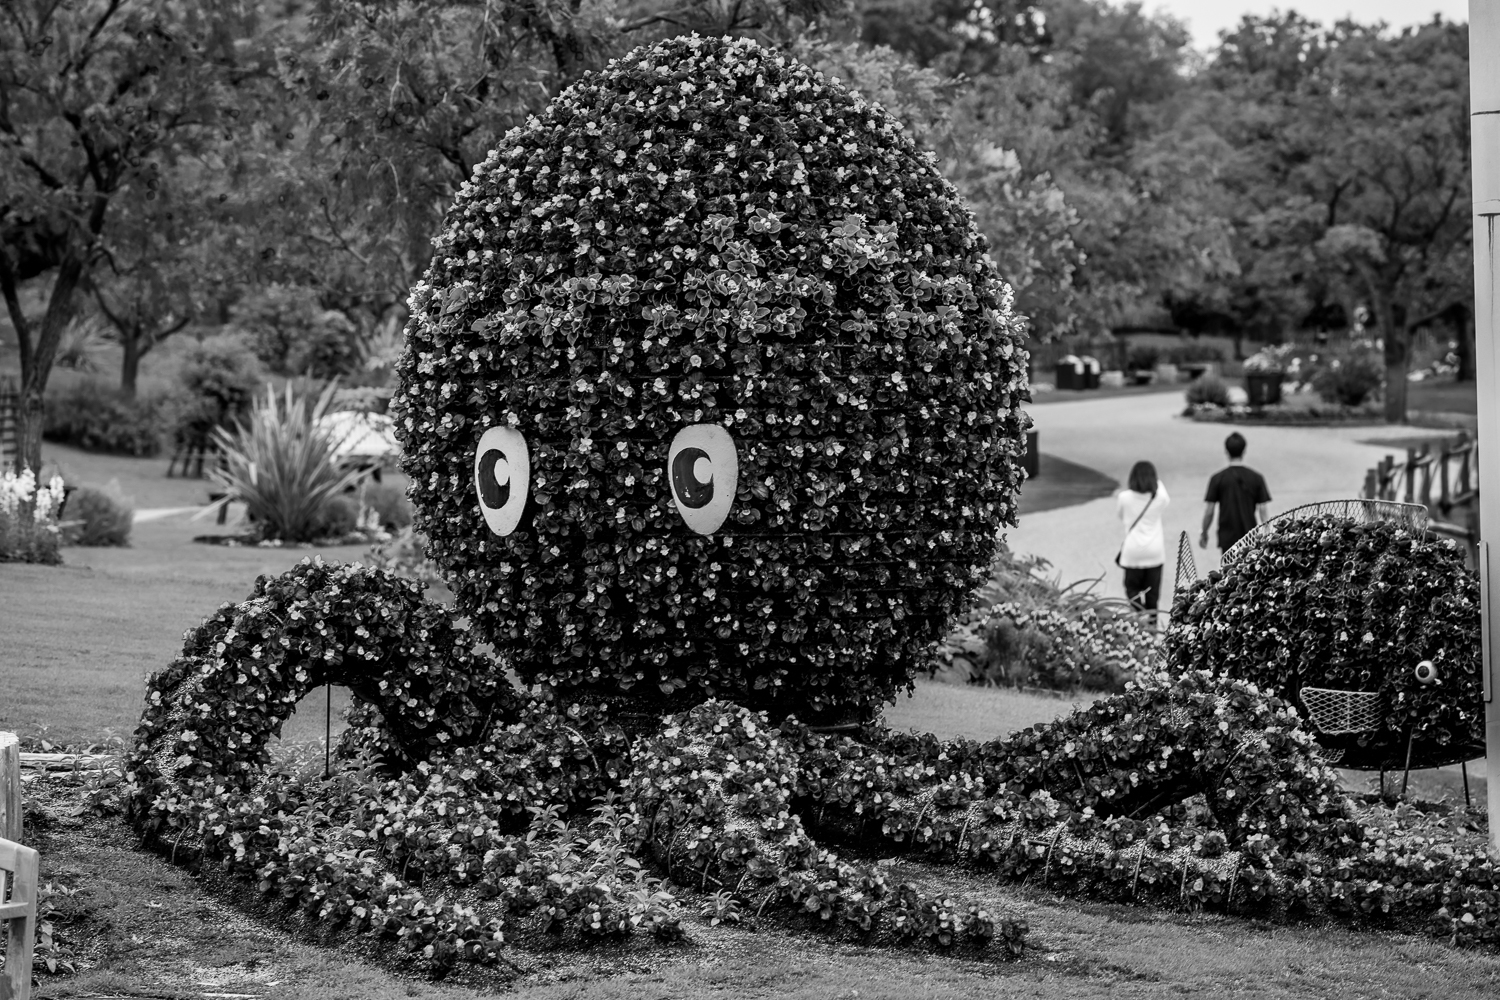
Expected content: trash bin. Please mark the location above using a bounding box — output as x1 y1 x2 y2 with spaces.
1081 356 1101 389
1246 372 1284 407
1023 428 1040 480
1055 356 1083 390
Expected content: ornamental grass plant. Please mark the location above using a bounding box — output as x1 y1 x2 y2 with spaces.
211 382 366 543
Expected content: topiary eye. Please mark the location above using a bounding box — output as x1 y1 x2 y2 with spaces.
667 424 737 535
474 426 530 536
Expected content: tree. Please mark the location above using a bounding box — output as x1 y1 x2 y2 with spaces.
0 0 274 472
1202 15 1471 422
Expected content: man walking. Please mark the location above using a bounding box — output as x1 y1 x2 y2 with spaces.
1199 432 1271 551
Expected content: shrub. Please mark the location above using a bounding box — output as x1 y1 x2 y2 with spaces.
954 601 1158 691
359 481 412 531
1162 342 1225 365
310 493 360 539
930 549 1160 692
365 526 444 588
1126 345 1160 370
394 35 1030 723
63 483 134 546
168 333 266 453
229 284 359 379
1310 349 1383 407
212 382 367 542
43 380 167 456
0 468 65 564
1184 373 1231 407
1166 515 1483 761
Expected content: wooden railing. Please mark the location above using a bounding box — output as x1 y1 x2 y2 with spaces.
0 379 18 474
0 733 35 1000
1361 432 1480 559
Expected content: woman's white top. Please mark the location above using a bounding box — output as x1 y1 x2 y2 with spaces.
1116 484 1170 568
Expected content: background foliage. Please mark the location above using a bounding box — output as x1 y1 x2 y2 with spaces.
3 1 1477 472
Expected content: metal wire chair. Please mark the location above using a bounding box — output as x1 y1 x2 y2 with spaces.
1221 499 1429 568
1174 530 1199 593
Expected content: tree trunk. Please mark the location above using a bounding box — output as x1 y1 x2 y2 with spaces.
121 328 141 400
1458 308 1476 383
14 258 85 473
1371 288 1408 424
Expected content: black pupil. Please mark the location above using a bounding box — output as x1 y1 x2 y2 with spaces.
672 447 713 509
477 449 511 508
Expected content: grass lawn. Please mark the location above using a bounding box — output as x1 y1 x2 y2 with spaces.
1408 378 1477 416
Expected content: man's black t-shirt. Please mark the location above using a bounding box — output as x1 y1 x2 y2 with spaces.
1205 465 1271 549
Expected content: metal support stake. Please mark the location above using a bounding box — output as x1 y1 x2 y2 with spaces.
1463 760 1473 811
1401 732 1415 797
324 683 332 779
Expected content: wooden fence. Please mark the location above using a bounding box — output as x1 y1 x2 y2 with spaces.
1361 432 1480 560
0 379 17 474
1 732 36 1000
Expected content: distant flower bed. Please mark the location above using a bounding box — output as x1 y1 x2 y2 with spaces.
0 468 66 564
1185 401 1384 425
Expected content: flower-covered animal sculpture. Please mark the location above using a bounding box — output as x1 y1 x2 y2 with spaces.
126 36 1497 978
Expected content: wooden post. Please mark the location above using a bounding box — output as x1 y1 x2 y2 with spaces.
1468 0 1500 856
0 734 20 845
0 836 39 1000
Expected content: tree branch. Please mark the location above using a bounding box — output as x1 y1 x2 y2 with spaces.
0 255 34 377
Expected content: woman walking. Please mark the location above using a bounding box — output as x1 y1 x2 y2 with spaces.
1116 461 1170 615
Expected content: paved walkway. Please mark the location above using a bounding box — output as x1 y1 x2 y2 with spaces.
1010 392 1432 609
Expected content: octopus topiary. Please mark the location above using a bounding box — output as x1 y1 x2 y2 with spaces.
125 38 1500 981
391 33 1029 722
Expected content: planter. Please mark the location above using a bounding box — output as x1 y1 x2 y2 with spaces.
1246 371 1284 407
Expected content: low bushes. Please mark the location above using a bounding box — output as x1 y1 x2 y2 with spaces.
170 334 266 456
43 380 168 456
1311 348 1384 407
365 526 444 588
931 548 1160 692
1185 373 1232 407
62 485 134 547
359 482 412 532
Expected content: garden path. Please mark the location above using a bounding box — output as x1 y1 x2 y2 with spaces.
1011 390 1425 607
